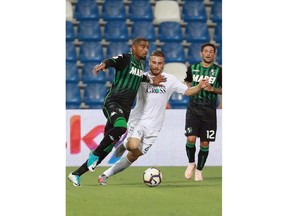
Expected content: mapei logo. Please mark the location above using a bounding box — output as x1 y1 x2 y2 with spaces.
68 115 105 154
192 74 216 84
129 66 143 77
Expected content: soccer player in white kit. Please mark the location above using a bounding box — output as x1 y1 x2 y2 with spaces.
98 50 208 185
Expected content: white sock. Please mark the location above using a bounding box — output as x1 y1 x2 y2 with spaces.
103 156 132 177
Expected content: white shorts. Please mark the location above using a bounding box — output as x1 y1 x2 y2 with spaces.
127 122 160 155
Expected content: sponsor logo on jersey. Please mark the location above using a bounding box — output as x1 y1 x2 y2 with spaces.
146 85 166 93
129 66 144 77
192 74 216 84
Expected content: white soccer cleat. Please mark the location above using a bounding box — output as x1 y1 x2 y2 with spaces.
195 169 203 181
68 172 81 187
115 143 126 157
98 174 108 186
184 163 195 179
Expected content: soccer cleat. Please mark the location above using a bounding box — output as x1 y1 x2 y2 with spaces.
195 169 203 181
68 172 81 187
87 151 99 172
115 143 126 157
98 174 108 186
184 163 195 179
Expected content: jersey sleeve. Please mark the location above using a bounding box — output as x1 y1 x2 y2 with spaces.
184 65 192 83
217 67 222 87
103 54 130 71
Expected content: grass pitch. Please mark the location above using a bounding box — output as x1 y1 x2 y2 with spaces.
66 166 222 216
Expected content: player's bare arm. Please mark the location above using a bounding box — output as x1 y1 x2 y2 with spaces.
185 79 208 96
93 62 106 75
147 74 167 86
204 83 222 95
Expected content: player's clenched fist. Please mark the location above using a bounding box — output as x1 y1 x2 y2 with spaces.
93 63 106 75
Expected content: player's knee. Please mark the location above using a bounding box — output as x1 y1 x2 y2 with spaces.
187 136 196 143
200 141 209 148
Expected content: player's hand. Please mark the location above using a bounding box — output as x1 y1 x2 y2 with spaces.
93 63 106 75
199 79 209 89
151 74 167 86
203 82 214 92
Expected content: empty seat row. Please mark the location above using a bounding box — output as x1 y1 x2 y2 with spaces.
66 20 213 43
66 41 222 65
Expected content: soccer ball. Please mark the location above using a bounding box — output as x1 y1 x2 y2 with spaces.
143 167 163 187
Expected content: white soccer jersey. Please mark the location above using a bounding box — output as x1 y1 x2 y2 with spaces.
129 72 188 130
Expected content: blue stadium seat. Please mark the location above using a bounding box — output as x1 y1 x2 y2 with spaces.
210 1 222 23
74 0 99 20
104 21 129 42
182 1 207 22
81 62 107 83
144 42 157 71
66 83 81 109
185 21 210 43
130 21 156 42
101 0 126 21
128 0 153 21
84 83 108 109
216 44 222 65
169 92 189 109
187 42 203 64
106 42 130 58
66 41 77 62
66 62 79 83
161 42 185 63
66 21 75 41
214 23 222 43
79 42 104 62
77 20 101 41
158 22 183 42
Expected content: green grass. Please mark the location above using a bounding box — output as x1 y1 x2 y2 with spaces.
66 166 222 216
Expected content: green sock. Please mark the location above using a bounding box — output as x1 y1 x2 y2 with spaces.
186 142 196 163
197 146 209 170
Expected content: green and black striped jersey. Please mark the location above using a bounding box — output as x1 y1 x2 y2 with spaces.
184 62 222 108
103 53 146 110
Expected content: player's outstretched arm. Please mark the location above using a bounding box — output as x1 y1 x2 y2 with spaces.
185 79 208 96
93 62 106 76
204 83 222 95
149 74 167 86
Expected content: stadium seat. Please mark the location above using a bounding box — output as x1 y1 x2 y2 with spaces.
213 22 222 43
210 1 222 23
77 20 102 41
79 42 104 62
163 62 187 83
66 20 75 41
84 83 108 109
144 42 157 71
185 21 210 43
74 0 99 20
101 0 126 21
66 0 73 21
66 62 79 83
187 42 203 64
81 62 107 83
182 1 207 22
128 0 153 21
169 92 189 109
154 0 181 24
216 44 222 65
66 83 81 109
130 21 156 42
158 22 183 42
104 21 129 42
106 42 130 58
161 42 185 63
66 41 77 62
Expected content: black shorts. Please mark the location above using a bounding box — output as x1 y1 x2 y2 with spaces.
185 105 217 142
102 102 130 134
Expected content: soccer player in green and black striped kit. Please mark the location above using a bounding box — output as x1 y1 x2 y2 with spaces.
68 37 166 186
184 43 222 181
